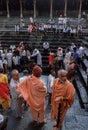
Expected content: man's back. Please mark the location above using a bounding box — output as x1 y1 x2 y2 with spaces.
17 75 46 111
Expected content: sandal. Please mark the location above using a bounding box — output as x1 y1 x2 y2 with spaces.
53 125 57 127
33 120 38 126
53 126 58 130
53 121 57 127
39 118 47 125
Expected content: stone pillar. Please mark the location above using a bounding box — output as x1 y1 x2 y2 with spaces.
33 0 36 19
78 0 83 18
0 0 3 15
64 0 67 17
6 0 10 18
50 0 53 19
19 0 23 18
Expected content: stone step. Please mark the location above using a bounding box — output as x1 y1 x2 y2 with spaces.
78 67 87 86
62 94 88 130
75 73 88 109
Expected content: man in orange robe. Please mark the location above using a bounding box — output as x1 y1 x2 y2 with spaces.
51 69 75 130
17 65 47 125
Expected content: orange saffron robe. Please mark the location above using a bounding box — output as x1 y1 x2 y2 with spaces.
51 78 75 127
17 75 47 112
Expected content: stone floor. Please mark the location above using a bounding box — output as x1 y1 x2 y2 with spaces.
3 75 88 130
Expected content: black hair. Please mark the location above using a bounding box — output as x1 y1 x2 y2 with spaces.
50 69 55 74
23 70 29 75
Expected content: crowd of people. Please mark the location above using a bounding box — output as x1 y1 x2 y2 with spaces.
0 41 84 75
14 16 83 38
0 37 85 130
27 22 82 38
0 65 75 130
0 13 85 129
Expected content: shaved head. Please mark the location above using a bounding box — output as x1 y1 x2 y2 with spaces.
12 69 19 75
58 69 67 83
12 69 19 81
58 69 67 76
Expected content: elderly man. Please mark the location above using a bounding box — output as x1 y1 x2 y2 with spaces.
17 65 47 126
10 69 24 118
51 69 75 130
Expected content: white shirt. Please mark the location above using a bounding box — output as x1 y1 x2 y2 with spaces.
22 50 26 56
3 59 7 65
47 74 55 93
31 49 42 66
10 78 19 99
57 50 63 60
10 45 16 50
0 114 4 123
30 17 33 23
7 52 13 67
58 17 64 24
13 56 19 65
77 46 84 58
20 76 28 82
1 53 6 60
64 51 71 64
0 59 3 68
7 52 13 60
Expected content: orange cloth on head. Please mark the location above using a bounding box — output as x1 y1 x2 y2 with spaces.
51 78 75 128
32 65 42 77
17 75 46 112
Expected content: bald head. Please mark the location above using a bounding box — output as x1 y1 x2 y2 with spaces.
12 69 19 81
58 69 67 76
58 69 67 83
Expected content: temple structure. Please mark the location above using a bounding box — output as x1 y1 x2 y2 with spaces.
0 0 88 18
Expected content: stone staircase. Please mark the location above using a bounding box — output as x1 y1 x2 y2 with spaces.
0 29 87 74
75 39 88 109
